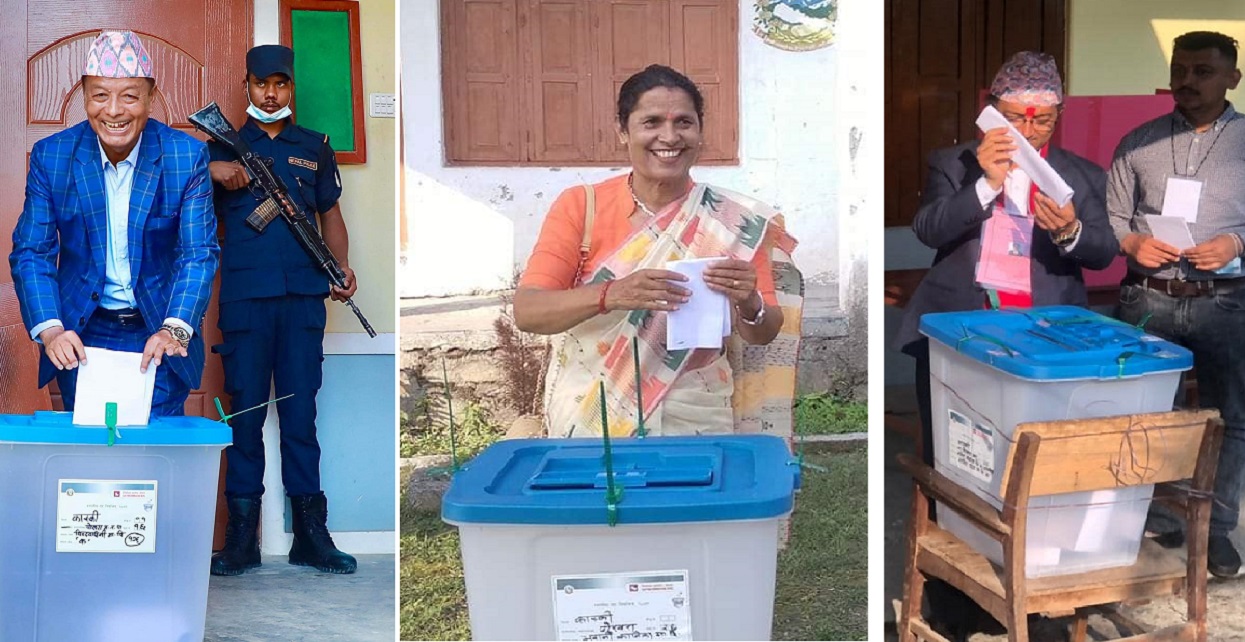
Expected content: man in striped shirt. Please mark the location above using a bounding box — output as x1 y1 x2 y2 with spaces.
1110 30 1245 578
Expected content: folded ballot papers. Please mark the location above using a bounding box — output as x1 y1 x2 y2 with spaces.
666 257 731 350
976 105 1075 207
71 347 157 427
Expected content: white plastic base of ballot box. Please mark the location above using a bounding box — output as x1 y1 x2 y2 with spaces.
927 338 1180 578
448 517 788 641
0 442 223 642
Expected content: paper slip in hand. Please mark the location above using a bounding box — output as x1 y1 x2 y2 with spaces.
976 105 1075 207
1161 177 1202 224
71 347 157 427
666 256 730 350
1144 214 1196 250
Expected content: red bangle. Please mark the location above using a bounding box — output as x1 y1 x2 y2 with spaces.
598 280 614 315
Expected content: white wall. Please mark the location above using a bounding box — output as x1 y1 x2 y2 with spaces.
401 0 874 319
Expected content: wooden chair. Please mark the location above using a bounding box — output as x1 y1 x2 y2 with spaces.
0 281 52 413
897 409 1224 642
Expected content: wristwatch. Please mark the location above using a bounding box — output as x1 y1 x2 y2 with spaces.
1052 220 1082 247
738 292 766 326
161 323 191 348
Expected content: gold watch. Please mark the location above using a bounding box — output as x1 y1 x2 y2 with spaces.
1052 220 1082 247
161 323 191 348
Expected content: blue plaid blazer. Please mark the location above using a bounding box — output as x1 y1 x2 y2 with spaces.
10 119 219 389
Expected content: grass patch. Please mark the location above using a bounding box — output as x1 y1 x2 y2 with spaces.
773 448 868 640
399 445 867 641
399 497 470 641
401 399 504 460
401 393 863 460
795 393 867 435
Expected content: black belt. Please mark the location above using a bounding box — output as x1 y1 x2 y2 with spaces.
1124 273 1245 298
92 307 145 327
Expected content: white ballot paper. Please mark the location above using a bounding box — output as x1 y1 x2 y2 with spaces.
72 347 156 427
1161 177 1203 223
976 105 1075 207
665 257 730 350
1144 214 1197 250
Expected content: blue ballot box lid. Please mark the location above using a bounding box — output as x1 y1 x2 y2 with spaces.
442 435 801 525
919 305 1194 380
0 411 232 446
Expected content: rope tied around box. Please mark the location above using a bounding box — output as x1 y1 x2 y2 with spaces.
955 325 1017 358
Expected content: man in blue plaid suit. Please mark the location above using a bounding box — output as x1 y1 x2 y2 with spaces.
9 31 218 417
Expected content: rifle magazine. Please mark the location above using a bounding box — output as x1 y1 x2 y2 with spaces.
246 197 281 232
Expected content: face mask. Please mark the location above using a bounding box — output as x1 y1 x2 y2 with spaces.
247 101 291 124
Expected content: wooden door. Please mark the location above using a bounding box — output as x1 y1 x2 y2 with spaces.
885 0 1066 227
1 0 253 548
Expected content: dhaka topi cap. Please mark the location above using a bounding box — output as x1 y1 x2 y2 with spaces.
83 31 154 79
246 45 294 80
990 51 1064 106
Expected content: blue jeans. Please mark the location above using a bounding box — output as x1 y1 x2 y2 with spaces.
1117 281 1245 536
55 312 189 418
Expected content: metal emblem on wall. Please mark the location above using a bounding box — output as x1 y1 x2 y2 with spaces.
753 0 837 52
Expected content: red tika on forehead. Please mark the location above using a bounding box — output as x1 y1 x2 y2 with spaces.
1025 106 1036 118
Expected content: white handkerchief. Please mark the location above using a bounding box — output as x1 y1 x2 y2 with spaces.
666 257 730 350
1161 177 1202 223
1144 214 1196 250
976 105 1075 207
71 347 157 427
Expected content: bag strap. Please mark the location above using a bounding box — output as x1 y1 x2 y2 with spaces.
581 183 596 254
575 183 596 284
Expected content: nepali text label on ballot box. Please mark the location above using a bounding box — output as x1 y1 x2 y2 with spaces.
441 435 800 641
0 412 231 642
920 306 1194 577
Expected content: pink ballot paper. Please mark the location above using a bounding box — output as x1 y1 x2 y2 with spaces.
976 208 1033 294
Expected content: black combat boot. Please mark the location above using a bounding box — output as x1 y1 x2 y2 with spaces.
288 492 357 574
210 495 262 576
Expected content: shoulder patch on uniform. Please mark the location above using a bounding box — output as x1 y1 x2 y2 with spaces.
289 157 318 171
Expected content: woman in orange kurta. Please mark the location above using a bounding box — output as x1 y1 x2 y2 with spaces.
513 65 797 437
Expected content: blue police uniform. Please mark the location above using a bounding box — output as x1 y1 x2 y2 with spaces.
208 119 342 498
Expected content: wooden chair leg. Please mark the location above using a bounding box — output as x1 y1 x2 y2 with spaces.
1068 609 1089 642
1186 514 1210 642
1007 604 1029 642
899 482 929 641
898 576 924 641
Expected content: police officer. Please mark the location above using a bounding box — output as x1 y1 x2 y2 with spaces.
206 44 358 576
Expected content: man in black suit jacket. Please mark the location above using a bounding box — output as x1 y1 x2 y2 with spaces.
896 51 1118 456
893 51 1119 640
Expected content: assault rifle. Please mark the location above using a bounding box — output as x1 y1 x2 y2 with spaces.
189 102 375 338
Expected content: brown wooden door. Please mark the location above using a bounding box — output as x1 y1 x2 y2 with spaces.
885 0 1066 227
2 0 253 548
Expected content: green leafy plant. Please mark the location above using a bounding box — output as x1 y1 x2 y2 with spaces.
400 387 503 461
794 392 866 435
